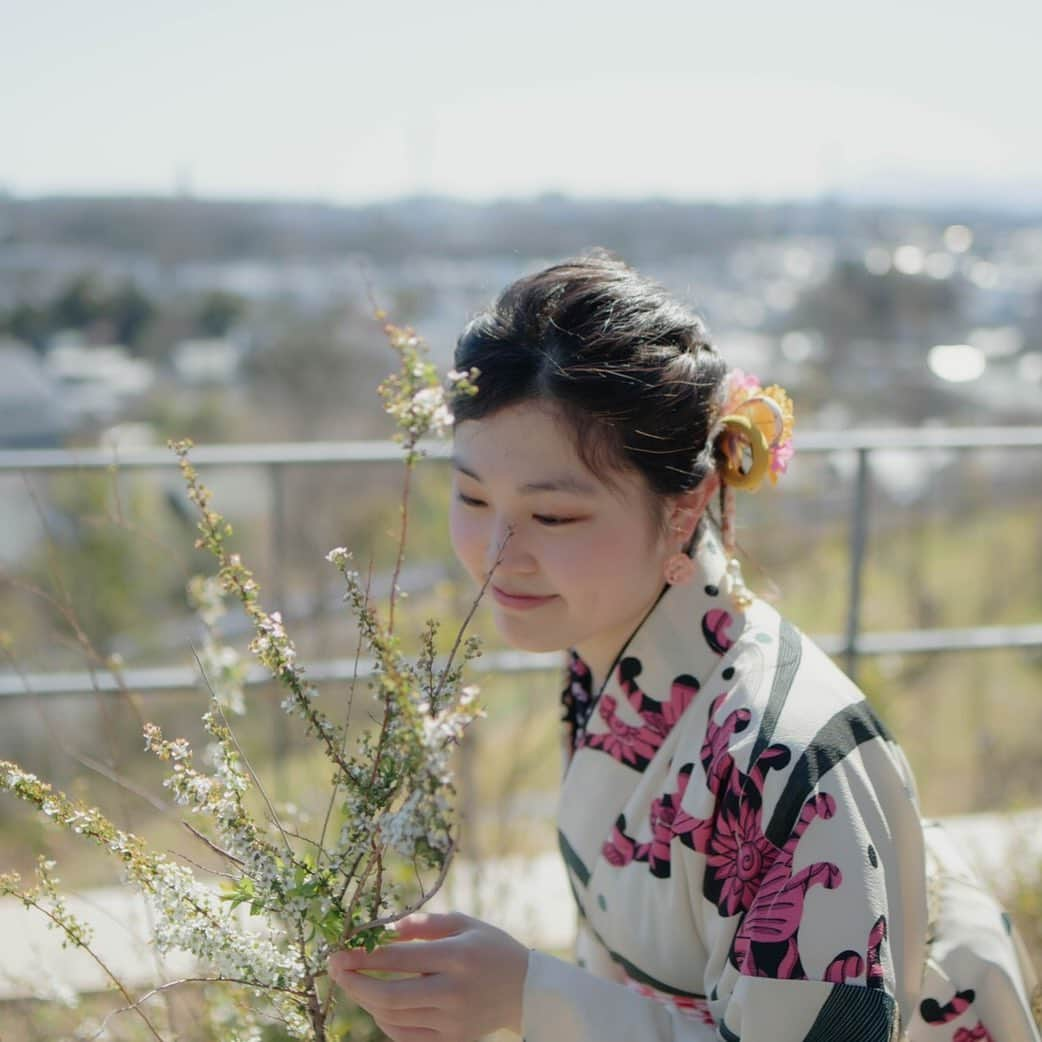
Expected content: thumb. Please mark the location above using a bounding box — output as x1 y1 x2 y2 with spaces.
388 911 470 942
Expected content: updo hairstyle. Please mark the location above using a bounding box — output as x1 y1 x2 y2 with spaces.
452 251 729 532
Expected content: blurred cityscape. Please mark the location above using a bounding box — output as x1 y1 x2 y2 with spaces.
3 194 1041 446
3 194 1041 561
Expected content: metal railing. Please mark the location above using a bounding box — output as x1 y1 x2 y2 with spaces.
2 426 1041 699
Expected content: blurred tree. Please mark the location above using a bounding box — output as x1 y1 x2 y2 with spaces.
41 275 155 348
788 260 963 361
103 281 156 350
195 289 246 337
243 308 388 439
1 302 48 351
51 273 107 332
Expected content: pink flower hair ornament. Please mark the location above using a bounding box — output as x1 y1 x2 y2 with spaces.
709 369 795 492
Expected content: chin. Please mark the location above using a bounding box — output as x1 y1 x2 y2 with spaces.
493 618 570 654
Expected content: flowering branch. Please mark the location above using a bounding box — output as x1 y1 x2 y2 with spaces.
0 318 487 1041
0 858 168 1042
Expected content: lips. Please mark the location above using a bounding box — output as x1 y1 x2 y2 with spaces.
491 585 558 610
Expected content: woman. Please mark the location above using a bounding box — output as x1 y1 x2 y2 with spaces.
330 254 1040 1042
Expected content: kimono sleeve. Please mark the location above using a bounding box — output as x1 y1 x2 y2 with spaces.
521 716 928 1042
699 718 928 1042
522 948 718 1042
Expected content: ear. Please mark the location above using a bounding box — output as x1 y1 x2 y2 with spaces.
666 472 720 546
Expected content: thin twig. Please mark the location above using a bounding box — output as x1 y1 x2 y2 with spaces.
320 843 375 1023
349 837 457 937
170 848 239 881
317 560 376 865
278 825 324 852
0 644 170 815
426 621 437 706
89 973 310 1041
1 567 146 734
432 528 511 707
10 479 181 1035
181 822 246 867
372 848 385 923
195 646 299 864
387 461 413 632
296 925 326 1038
340 850 378 937
15 894 169 1042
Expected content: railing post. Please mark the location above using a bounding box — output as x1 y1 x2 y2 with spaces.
269 462 289 791
844 448 871 682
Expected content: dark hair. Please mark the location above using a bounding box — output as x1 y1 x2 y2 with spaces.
452 251 728 521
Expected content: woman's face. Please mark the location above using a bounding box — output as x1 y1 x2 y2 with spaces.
449 401 677 684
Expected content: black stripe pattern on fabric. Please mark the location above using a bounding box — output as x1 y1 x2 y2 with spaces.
765 700 894 848
718 1019 741 1042
605 947 706 999
802 984 896 1042
558 828 591 887
748 619 802 765
556 833 707 1000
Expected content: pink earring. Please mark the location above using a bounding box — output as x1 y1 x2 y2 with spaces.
663 552 696 586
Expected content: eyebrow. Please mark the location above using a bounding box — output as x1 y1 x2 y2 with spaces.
452 459 598 496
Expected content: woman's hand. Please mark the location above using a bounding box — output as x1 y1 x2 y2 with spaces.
328 911 530 1041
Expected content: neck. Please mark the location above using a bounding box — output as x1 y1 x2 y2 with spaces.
574 582 670 696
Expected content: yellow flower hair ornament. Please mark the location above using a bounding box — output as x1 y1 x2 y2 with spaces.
708 369 795 611
710 369 795 492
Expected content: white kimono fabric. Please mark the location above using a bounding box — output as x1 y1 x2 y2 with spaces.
521 530 1040 1042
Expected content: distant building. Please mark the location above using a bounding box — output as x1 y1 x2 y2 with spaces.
0 339 70 447
171 337 241 385
0 341 73 566
43 339 155 424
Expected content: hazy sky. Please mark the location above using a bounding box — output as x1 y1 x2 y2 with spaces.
2 0 1040 205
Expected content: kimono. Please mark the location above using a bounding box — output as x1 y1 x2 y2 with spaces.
520 528 1040 1042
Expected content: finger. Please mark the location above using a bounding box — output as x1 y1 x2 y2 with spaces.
332 938 458 975
329 967 442 1012
389 912 470 942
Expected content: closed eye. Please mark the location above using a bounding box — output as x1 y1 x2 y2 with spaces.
456 493 580 527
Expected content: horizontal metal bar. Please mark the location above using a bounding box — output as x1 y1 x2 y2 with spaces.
811 624 1042 657
851 624 1042 655
0 440 450 473
2 427 1041 473
794 427 1042 452
3 625 1040 699
0 649 565 699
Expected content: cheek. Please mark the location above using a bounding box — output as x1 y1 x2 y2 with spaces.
448 502 483 575
550 526 629 586
564 522 659 593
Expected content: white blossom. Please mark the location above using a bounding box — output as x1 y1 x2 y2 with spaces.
148 862 306 993
188 574 228 627
324 546 352 567
197 638 246 714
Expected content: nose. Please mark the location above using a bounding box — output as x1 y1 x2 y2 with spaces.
485 517 534 578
